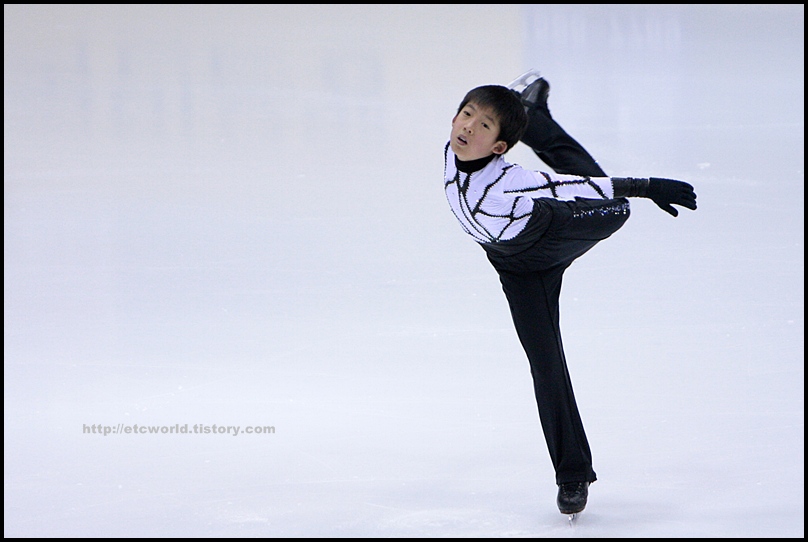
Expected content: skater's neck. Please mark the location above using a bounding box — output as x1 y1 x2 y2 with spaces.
455 153 496 173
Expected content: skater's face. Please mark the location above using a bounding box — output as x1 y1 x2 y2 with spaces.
450 102 508 161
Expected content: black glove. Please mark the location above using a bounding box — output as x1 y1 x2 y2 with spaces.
647 177 697 217
612 177 697 217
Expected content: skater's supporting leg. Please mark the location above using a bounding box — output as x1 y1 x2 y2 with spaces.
484 198 631 485
495 264 596 485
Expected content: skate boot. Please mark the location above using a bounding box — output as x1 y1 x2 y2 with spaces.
507 69 542 93
507 69 550 114
556 481 589 515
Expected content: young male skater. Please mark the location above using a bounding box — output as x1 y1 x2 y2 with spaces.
443 70 697 515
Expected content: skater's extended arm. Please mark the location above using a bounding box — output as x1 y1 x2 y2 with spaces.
612 177 697 217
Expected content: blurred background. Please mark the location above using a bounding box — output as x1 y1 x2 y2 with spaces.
4 4 803 537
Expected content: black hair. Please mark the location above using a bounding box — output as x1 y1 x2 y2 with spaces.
455 85 528 152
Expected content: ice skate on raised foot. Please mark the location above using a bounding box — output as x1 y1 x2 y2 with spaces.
507 69 550 114
557 481 588 525
506 69 542 92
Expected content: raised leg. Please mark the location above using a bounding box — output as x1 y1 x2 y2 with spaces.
512 75 608 177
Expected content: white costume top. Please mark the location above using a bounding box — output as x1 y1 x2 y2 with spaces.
443 142 615 245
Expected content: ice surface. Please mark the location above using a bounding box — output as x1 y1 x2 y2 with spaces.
4 5 804 537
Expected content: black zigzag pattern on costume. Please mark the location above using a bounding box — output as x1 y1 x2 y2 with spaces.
453 166 530 242
504 172 608 199
443 142 451 182
448 171 493 242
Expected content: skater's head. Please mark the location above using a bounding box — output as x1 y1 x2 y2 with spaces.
451 85 527 161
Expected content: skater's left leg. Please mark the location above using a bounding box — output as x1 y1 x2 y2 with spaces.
514 77 607 177
486 197 631 275
520 105 607 177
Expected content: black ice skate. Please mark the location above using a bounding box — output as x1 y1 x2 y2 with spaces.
557 481 589 517
506 69 542 92
506 69 550 114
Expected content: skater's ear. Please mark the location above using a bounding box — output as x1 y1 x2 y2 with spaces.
492 140 507 155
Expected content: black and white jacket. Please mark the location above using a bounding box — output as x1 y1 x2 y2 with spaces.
444 141 617 246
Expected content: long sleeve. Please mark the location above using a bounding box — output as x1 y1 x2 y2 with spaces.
505 168 614 201
444 142 615 245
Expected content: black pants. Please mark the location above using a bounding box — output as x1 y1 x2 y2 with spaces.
520 101 608 177
485 105 630 485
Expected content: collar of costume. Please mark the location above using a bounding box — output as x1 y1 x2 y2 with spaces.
455 153 496 174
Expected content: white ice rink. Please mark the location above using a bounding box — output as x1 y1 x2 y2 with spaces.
4 5 804 537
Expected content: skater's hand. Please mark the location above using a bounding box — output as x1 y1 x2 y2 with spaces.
647 178 697 217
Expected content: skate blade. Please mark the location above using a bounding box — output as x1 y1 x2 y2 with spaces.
506 69 541 90
567 512 579 526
